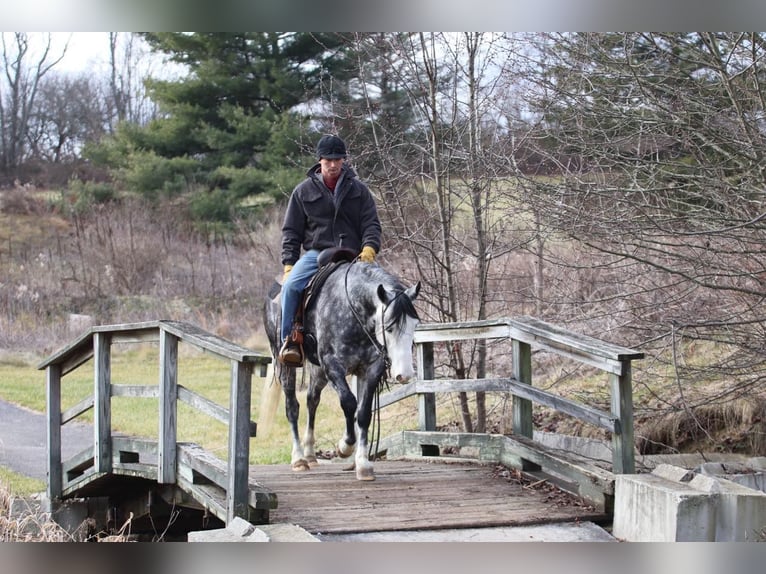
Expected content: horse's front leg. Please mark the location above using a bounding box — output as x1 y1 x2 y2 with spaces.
280 366 309 471
353 364 387 481
324 359 358 458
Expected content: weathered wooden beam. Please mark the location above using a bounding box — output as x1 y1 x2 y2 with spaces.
159 320 271 365
507 316 643 375
227 360 253 522
110 385 159 398
611 364 635 474
93 333 112 474
159 330 178 484
512 340 533 440
414 319 511 343
416 342 436 431
177 386 228 425
46 364 63 501
60 395 94 424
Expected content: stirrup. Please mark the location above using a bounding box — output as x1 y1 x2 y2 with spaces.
278 338 304 367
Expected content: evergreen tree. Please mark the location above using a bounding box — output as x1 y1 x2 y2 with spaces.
88 32 356 220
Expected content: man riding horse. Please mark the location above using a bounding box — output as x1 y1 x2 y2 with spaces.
278 134 381 366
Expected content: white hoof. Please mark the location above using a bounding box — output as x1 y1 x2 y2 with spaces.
337 439 355 458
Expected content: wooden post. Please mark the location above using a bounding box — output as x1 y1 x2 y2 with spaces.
416 342 436 431
611 362 635 474
512 339 533 439
93 332 112 474
227 360 253 522
158 329 178 484
46 364 62 500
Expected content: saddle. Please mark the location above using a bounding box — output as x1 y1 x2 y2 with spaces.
285 247 357 365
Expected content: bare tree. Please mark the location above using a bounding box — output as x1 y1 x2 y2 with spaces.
345 33 528 432
516 32 766 449
106 32 158 129
28 73 108 164
0 33 66 175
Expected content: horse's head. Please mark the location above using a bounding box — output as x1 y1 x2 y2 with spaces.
375 281 421 383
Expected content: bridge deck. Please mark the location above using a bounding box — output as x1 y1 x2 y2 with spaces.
249 458 606 535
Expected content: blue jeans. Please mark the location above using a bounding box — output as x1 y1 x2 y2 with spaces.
280 249 320 341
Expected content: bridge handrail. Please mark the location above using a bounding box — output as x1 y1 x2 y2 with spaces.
396 315 644 474
38 320 271 523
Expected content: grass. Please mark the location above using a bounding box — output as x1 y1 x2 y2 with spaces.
0 468 45 498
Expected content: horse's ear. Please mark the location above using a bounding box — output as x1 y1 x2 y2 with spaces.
377 284 391 304
406 281 421 301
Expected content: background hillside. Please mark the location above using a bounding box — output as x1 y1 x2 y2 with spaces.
2 33 766 456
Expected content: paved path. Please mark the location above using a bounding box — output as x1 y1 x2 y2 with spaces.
0 399 92 481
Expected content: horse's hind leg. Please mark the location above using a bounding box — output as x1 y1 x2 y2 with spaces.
302 365 328 468
281 366 310 471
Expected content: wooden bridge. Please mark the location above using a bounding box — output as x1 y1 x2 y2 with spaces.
38 316 643 539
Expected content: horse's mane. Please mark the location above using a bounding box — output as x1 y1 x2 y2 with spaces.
355 264 419 327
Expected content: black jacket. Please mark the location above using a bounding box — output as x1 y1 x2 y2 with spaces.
281 163 382 266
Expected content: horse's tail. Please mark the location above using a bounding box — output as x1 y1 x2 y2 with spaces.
259 285 283 438
258 370 282 438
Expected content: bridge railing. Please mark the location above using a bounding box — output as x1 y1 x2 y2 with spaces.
38 320 271 522
379 316 644 475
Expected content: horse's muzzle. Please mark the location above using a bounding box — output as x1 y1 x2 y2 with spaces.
395 373 412 384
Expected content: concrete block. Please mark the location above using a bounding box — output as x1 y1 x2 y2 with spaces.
187 522 318 542
688 474 766 542
187 517 270 542
698 461 766 493
613 474 717 542
652 463 695 482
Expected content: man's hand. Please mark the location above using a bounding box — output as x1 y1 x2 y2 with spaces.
282 264 293 283
359 246 376 263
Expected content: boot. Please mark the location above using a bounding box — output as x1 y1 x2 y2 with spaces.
278 337 304 367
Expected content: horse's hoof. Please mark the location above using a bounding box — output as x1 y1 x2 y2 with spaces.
292 460 310 471
305 456 320 468
337 440 355 458
356 467 375 481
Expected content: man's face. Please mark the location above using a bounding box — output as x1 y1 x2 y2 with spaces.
319 157 344 179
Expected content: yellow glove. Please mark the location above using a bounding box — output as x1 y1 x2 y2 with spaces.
359 246 376 263
282 264 293 283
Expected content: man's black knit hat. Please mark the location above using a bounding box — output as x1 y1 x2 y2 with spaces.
316 135 347 159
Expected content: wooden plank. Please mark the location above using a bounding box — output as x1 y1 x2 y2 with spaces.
93 333 112 474
110 385 159 398
227 360 252 521
159 331 178 484
253 460 605 534
38 321 160 371
177 385 257 436
416 342 435 431
177 385 229 424
37 329 94 370
513 340 533 440
60 395 94 424
393 431 614 510
176 443 275 510
380 377 616 433
509 316 644 361
414 319 511 343
46 364 63 500
610 365 635 474
159 320 271 365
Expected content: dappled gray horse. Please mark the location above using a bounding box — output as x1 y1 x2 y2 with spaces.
264 261 420 481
